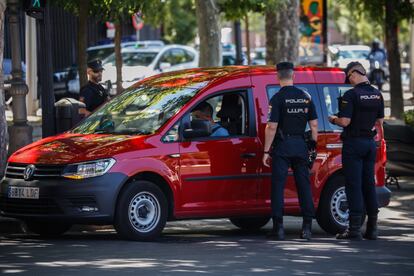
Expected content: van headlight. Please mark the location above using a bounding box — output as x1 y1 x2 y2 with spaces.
63 158 116 179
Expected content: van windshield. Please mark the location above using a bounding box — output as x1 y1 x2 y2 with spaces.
71 85 200 135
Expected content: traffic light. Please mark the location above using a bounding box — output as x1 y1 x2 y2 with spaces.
24 0 46 19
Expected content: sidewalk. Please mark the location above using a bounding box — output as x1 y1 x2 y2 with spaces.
6 109 43 141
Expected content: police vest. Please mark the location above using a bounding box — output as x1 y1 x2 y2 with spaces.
278 91 313 136
342 85 382 138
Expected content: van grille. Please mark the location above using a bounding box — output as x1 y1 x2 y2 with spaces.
5 163 65 180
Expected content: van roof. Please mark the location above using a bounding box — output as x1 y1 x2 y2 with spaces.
137 66 345 89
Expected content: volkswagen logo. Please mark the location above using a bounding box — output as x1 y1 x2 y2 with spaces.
23 165 36 181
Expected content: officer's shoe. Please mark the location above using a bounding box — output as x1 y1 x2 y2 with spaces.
336 216 363 240
300 218 312 241
267 217 285 240
363 215 378 240
336 229 363 240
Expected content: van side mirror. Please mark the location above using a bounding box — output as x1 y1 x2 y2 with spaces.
159 62 171 71
183 119 211 139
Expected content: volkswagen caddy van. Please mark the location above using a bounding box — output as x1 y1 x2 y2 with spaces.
0 66 391 240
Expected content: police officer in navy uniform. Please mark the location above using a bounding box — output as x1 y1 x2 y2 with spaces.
328 61 384 240
79 59 110 116
263 62 318 240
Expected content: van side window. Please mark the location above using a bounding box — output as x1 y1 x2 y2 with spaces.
266 85 323 131
192 92 248 137
179 91 249 140
319 85 352 131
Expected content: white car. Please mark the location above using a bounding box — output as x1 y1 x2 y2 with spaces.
328 45 371 70
87 40 165 61
102 44 198 92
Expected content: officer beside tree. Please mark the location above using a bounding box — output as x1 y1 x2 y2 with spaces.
263 62 318 241
328 61 384 240
79 59 110 116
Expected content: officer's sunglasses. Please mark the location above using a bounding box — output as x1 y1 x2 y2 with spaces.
347 69 364 79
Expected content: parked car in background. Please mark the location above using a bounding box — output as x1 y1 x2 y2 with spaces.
3 58 26 81
0 66 390 241
66 41 168 95
251 47 266 65
222 51 248 66
87 40 165 62
251 46 322 65
102 44 198 94
328 45 371 70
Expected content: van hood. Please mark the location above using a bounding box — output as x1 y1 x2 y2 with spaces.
9 133 151 165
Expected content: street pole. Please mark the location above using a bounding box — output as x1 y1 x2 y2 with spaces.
25 15 38 116
234 20 243 65
38 1 56 137
410 18 414 97
7 0 32 154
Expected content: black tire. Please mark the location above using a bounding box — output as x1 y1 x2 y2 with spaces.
317 175 366 235
24 221 72 237
229 217 270 231
114 180 168 241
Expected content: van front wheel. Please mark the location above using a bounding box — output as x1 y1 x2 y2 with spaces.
114 180 168 241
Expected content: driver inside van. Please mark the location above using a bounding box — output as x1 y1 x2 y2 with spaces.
191 102 229 137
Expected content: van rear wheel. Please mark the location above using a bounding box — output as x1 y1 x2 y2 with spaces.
229 217 270 231
114 180 167 241
317 175 365 235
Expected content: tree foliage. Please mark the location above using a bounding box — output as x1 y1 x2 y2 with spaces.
162 0 197 45
218 0 287 19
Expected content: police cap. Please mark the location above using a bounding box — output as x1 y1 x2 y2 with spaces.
276 62 294 71
87 59 104 71
344 61 366 83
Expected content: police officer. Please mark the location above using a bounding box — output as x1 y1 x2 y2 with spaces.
79 59 110 116
263 62 318 240
328 61 384 240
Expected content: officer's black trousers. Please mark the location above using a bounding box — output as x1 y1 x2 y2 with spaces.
271 137 315 219
342 137 379 217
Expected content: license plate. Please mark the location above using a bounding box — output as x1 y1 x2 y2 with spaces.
8 186 39 199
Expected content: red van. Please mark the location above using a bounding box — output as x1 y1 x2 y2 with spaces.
0 66 390 240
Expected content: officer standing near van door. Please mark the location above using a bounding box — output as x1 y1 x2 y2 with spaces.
328 61 384 240
263 62 318 240
79 59 110 116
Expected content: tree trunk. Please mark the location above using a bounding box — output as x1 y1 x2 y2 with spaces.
77 0 89 89
0 0 7 178
114 22 123 94
245 15 251 65
265 0 299 65
195 0 221 67
385 0 404 119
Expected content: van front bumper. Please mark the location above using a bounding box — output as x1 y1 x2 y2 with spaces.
376 186 391 208
0 172 128 224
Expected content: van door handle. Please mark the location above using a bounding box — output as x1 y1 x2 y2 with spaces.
241 153 256 158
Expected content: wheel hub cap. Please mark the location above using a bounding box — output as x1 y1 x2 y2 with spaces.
128 192 160 233
330 187 349 226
